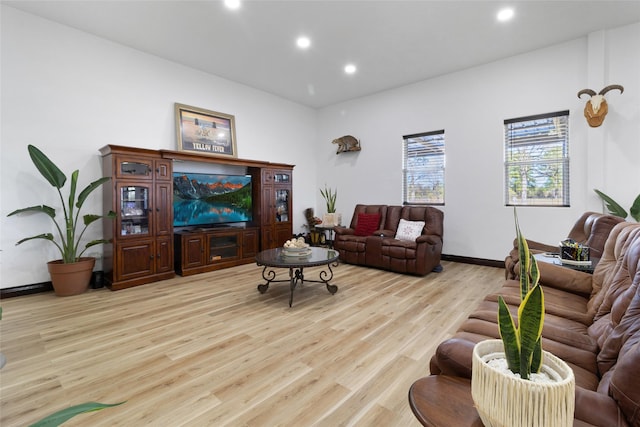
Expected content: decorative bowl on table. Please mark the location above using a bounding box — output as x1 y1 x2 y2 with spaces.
282 237 311 257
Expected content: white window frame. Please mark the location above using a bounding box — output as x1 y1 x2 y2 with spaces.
504 110 570 207
402 130 445 205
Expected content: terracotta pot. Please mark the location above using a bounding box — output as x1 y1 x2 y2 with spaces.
471 339 575 427
47 257 95 296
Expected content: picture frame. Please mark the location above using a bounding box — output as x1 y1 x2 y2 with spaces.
175 103 237 158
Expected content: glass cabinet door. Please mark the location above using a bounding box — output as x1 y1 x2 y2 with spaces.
116 157 153 180
273 172 291 184
275 189 290 222
119 185 150 236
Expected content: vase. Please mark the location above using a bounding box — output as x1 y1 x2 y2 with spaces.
309 230 321 245
322 213 342 227
47 257 95 296
471 339 575 427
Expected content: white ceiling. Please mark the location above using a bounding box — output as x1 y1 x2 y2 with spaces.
5 1 640 108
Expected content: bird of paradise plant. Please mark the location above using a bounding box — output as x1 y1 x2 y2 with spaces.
7 145 115 263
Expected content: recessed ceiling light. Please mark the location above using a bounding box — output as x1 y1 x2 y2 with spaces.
344 64 357 75
296 36 311 49
497 7 514 22
224 0 241 10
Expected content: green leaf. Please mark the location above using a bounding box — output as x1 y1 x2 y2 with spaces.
7 205 56 219
84 239 111 249
29 401 126 427
15 234 55 245
531 338 543 374
529 253 540 288
514 208 530 298
594 189 628 218
630 194 640 222
77 177 111 209
83 214 103 226
27 145 66 189
516 284 545 380
68 170 79 218
498 296 520 374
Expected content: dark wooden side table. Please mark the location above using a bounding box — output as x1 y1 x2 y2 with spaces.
408 375 483 427
314 225 335 248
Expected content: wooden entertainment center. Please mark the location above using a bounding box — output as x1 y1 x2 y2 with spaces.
100 145 293 290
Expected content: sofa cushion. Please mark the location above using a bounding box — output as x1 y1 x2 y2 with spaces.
610 340 640 426
394 219 425 241
354 213 380 236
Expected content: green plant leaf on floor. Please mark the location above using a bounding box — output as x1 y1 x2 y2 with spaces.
29 401 126 427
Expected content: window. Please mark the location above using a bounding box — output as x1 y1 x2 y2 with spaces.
403 130 445 205
504 111 569 206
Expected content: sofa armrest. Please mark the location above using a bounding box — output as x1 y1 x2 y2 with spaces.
525 238 560 254
416 234 442 245
536 261 594 297
575 387 630 427
334 226 355 236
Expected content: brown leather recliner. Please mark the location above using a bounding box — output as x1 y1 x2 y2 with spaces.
332 204 387 265
334 204 444 276
505 211 625 279
429 222 640 427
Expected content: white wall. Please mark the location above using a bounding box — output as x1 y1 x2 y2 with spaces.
316 22 639 261
0 6 317 288
1 4 638 289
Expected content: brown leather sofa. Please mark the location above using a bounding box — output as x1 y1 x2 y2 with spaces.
429 221 640 427
505 211 625 280
333 204 444 276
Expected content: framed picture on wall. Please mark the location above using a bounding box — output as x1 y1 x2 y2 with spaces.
175 103 237 158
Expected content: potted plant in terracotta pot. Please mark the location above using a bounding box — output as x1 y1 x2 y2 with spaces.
7 145 115 296
471 210 575 427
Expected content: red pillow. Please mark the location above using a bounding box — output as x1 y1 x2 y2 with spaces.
354 213 381 236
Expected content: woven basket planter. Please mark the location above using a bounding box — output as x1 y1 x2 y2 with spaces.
471 339 575 427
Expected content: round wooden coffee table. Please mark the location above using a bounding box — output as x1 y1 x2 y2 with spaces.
255 247 339 307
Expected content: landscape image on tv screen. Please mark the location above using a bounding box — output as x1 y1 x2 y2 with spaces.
173 172 252 227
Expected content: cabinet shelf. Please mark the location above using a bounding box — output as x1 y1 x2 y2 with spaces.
175 227 259 276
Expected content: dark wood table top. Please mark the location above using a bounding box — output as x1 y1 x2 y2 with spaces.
408 375 483 427
255 247 339 268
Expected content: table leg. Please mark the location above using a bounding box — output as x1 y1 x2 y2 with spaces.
320 262 338 294
289 267 304 307
257 265 276 294
258 262 338 307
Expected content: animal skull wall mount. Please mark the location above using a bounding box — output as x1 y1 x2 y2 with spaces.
577 85 624 127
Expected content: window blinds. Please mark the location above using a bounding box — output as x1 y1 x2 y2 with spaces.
504 111 570 206
403 130 445 205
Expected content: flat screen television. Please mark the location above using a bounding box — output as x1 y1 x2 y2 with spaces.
173 172 253 227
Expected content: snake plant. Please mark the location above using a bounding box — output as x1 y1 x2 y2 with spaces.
7 145 115 263
320 185 337 213
497 210 545 380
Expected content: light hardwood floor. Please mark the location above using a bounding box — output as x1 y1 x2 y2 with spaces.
0 261 504 426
